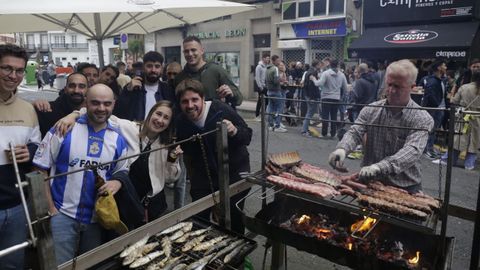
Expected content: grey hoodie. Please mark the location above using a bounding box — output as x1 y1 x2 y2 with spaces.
255 60 268 89
313 68 348 100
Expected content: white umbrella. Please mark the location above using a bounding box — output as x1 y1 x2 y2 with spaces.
0 0 254 66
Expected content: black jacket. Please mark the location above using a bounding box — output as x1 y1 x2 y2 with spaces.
36 93 77 137
303 68 320 100
176 100 252 194
421 75 446 108
113 81 175 121
352 72 377 112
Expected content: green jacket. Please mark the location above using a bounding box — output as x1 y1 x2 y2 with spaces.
265 65 280 91
174 62 243 106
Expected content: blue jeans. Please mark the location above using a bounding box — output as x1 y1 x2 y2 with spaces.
426 110 444 153
174 157 187 209
441 150 477 169
0 204 27 269
267 90 283 128
50 212 102 266
302 98 319 133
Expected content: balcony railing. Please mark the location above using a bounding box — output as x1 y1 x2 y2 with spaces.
51 43 88 49
25 44 50 51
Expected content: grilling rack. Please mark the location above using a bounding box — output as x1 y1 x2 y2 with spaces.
246 171 440 234
90 217 257 270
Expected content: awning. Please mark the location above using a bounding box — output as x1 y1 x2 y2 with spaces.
348 21 479 60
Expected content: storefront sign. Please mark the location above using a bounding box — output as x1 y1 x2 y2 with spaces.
365 0 474 25
384 30 438 44
291 19 346 38
435 50 467 58
225 28 246 38
189 31 221 40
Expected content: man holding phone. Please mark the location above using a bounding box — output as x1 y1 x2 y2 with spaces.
114 51 176 121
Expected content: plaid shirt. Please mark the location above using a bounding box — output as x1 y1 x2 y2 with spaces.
337 99 434 187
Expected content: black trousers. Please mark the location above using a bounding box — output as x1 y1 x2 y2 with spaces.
255 92 268 117
190 188 251 234
321 99 340 137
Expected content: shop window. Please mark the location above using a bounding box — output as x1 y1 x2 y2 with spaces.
313 0 327 16
298 1 311 18
282 2 296 20
205 52 240 87
328 0 344 15
311 40 332 50
254 34 271 48
282 50 305 67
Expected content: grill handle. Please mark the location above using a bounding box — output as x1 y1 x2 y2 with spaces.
350 214 381 240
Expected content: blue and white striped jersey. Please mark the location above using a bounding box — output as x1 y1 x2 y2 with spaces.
33 115 129 224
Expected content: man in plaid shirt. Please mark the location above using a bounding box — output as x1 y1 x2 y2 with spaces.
329 60 433 193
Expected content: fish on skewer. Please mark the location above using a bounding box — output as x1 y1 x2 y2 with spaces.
129 250 164 268
120 234 150 258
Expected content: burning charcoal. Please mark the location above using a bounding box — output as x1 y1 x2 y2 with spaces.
392 241 404 261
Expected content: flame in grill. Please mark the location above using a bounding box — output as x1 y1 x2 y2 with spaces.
408 251 420 264
347 243 353 250
313 228 332 239
297 214 311 225
350 216 377 233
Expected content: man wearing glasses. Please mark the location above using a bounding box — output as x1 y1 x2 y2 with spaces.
114 51 175 121
0 44 41 269
35 72 88 137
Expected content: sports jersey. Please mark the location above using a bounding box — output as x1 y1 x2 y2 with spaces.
33 115 129 224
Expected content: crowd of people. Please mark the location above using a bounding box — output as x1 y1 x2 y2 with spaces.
0 36 251 268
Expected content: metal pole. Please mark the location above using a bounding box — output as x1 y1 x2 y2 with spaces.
0 241 30 258
441 105 455 256
216 122 231 230
470 173 480 270
94 13 105 68
271 241 286 270
261 93 267 208
25 171 57 270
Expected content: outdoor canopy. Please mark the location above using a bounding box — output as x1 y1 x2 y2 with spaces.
348 21 480 60
0 0 255 66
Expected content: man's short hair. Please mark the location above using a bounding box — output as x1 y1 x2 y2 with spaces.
262 52 270 59
183 36 201 45
132 61 143 69
66 72 88 84
386 59 418 86
470 58 480 67
116 61 126 68
166 62 182 72
102 64 119 77
271 55 280 63
430 60 446 72
0 44 28 67
77 62 98 73
143 51 164 64
311 59 321 68
175 79 204 100
330 59 338 68
358 63 369 74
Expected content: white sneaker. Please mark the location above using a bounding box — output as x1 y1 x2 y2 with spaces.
432 159 447 166
268 126 274 131
274 127 288 133
279 123 286 129
316 123 323 128
254 116 261 122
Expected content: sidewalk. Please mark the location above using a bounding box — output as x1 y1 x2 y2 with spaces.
237 99 256 115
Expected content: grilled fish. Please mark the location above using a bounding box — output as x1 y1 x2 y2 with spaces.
181 234 207 252
156 222 192 236
224 242 249 264
210 239 245 263
156 256 183 270
204 238 233 255
172 263 187 270
129 250 164 268
145 254 170 270
169 229 186 241
175 227 212 243
193 235 227 251
120 234 150 258
122 242 159 266
185 254 214 270
161 237 172 258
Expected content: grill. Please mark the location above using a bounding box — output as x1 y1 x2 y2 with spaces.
247 171 440 234
90 218 257 270
238 186 453 270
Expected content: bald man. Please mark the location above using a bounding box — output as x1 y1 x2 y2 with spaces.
33 84 130 265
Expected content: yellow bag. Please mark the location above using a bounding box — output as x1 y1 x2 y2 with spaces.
95 191 129 235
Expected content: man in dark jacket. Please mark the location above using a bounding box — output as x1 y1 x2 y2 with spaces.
301 59 321 136
175 79 252 233
36 72 88 137
114 51 175 121
421 60 447 158
352 63 377 120
174 36 243 108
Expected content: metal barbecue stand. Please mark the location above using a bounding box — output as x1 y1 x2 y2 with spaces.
249 95 464 270
0 122 255 270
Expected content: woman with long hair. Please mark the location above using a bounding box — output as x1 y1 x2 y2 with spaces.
56 100 181 225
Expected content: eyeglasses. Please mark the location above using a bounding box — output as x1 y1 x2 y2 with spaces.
0 65 25 77
67 82 87 89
